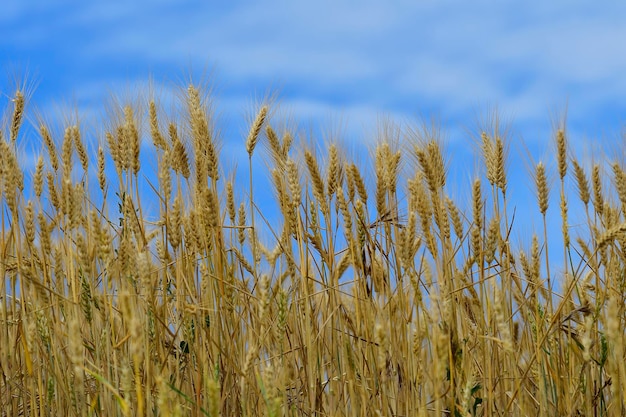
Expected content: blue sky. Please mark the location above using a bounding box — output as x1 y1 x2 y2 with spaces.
2 1 626 259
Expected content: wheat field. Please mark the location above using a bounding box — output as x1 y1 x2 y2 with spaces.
1 82 625 416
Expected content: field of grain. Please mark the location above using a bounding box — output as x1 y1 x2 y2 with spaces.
1 83 625 416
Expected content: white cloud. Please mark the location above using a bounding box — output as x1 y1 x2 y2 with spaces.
5 0 626 155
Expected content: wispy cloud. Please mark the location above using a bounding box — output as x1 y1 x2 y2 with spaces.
3 0 625 150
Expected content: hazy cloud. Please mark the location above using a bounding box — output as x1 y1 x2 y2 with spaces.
3 0 625 150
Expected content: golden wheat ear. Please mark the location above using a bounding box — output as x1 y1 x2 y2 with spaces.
5 72 626 415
